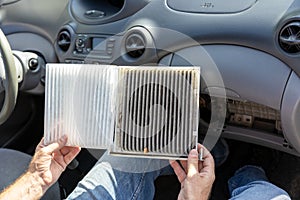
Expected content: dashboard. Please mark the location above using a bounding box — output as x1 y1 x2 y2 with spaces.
1 0 300 156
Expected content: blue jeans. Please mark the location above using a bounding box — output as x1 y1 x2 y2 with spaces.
67 153 291 200
228 165 291 200
67 152 173 200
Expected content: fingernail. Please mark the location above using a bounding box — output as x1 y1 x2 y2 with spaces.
190 149 198 156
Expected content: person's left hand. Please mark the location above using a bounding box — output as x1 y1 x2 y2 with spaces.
170 144 215 200
28 135 81 192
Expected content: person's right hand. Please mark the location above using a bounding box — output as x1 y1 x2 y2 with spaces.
28 135 81 193
170 144 215 200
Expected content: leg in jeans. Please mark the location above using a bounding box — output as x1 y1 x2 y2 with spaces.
67 151 173 200
67 139 229 200
228 165 291 200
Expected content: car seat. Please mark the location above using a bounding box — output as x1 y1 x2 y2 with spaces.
0 148 61 200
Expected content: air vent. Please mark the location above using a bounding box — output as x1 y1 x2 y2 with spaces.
279 22 300 54
57 30 71 52
125 33 146 58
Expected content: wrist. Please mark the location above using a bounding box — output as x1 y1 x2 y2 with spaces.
199 188 212 200
24 170 48 197
0 170 47 200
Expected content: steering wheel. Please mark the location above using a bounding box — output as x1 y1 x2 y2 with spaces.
0 29 18 125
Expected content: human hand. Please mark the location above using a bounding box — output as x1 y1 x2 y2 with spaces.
170 144 215 200
28 135 81 193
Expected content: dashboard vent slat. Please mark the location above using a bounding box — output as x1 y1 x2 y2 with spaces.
125 33 146 58
57 30 71 52
279 22 300 54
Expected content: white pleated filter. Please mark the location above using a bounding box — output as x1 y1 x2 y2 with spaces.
44 64 200 159
112 67 200 159
44 64 117 148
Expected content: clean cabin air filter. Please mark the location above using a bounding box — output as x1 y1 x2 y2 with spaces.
44 64 200 159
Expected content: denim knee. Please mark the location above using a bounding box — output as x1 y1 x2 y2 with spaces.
228 165 291 200
228 165 268 194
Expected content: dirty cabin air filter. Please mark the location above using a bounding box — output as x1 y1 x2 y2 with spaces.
44 64 200 159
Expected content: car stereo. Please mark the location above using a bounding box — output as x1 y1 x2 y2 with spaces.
74 34 115 60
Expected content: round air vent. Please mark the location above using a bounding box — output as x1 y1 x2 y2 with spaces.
279 22 300 54
57 30 71 52
125 33 146 58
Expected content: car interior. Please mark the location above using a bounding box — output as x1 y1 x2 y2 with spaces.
1 0 300 199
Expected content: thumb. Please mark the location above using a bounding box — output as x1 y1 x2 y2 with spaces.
187 149 199 178
43 135 68 154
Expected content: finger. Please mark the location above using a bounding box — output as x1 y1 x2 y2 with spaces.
199 144 214 167
35 138 45 152
60 145 81 156
198 144 215 175
187 149 199 178
197 144 210 159
63 147 81 165
42 135 68 155
169 160 187 183
60 146 71 156
180 160 187 173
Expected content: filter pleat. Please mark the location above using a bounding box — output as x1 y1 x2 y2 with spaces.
44 64 115 148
